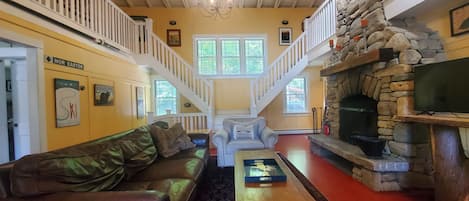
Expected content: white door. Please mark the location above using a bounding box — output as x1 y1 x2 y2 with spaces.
0 61 9 163
11 59 31 159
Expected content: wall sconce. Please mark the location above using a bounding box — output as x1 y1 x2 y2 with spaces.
281 20 289 25
169 20 177 26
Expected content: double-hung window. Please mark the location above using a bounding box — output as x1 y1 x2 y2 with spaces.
195 35 266 77
285 77 308 113
155 80 178 116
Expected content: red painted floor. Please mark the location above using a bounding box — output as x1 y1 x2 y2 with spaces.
274 134 434 201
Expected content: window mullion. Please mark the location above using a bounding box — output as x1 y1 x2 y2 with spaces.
240 38 246 74
217 38 222 75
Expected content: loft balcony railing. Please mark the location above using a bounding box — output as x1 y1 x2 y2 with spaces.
10 0 140 54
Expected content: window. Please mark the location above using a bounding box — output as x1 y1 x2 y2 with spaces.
285 77 308 113
195 35 266 77
155 80 177 116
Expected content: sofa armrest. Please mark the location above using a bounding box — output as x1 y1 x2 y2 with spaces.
213 129 229 148
260 127 278 149
36 191 169 201
188 133 209 147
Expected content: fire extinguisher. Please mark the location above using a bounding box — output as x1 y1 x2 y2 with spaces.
323 121 331 136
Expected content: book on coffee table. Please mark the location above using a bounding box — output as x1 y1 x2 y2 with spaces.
244 159 287 183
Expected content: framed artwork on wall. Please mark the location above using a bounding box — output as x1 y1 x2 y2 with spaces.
279 27 292 46
54 78 80 128
94 84 114 106
136 86 145 119
450 2 469 36
167 29 181 46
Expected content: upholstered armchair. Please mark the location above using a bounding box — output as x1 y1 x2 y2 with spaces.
213 117 278 167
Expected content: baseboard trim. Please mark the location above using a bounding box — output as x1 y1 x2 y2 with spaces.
275 129 320 135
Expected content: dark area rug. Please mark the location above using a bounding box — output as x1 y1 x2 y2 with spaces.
194 156 235 201
193 154 327 201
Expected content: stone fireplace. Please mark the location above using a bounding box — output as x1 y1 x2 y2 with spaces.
310 0 448 192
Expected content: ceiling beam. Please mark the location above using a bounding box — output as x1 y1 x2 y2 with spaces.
145 0 153 7
291 0 298 8
162 0 172 8
274 0 281 8
238 0 244 8
125 0 134 7
256 0 263 8
308 0 318 8
182 0 190 8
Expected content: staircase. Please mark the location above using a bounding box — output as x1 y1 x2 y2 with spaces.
250 33 309 116
133 19 214 120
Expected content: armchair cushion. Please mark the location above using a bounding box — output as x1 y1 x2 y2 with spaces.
232 124 256 140
226 139 265 154
223 117 266 139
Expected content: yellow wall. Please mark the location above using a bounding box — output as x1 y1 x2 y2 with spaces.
259 67 324 130
417 0 469 60
0 11 151 150
122 8 315 111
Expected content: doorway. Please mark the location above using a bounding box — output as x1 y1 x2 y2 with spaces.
0 35 45 163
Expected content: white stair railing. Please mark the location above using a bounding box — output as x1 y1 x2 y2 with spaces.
250 32 308 115
135 19 214 115
149 113 208 131
11 0 140 54
305 0 337 50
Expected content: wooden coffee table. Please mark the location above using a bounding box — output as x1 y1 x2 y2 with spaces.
235 150 316 201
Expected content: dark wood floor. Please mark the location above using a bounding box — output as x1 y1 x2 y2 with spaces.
274 134 434 201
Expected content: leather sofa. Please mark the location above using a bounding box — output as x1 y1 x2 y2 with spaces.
0 124 209 201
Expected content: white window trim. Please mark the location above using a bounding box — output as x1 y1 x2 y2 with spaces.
284 75 310 115
193 34 268 78
153 77 180 116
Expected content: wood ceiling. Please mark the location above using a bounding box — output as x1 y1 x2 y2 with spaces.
112 0 324 8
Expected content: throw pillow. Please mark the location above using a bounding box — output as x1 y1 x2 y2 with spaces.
10 144 125 197
233 124 255 140
150 123 195 158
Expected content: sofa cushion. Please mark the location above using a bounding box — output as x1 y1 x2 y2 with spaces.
10 143 125 197
0 163 13 199
114 179 195 201
129 158 204 182
150 123 195 158
169 148 209 165
226 139 265 154
115 130 158 180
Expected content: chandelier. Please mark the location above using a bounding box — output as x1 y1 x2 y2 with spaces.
199 0 234 19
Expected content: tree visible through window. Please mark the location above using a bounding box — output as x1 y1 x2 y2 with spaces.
155 80 177 116
195 36 265 76
285 78 307 113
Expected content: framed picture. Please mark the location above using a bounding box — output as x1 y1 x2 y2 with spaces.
94 84 114 106
279 27 292 46
450 2 469 36
54 78 80 128
136 86 145 119
167 29 181 46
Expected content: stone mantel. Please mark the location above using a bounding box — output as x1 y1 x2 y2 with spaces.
320 48 394 77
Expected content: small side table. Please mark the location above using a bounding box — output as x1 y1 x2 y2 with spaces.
187 129 215 149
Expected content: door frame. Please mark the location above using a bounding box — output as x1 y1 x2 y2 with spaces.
0 28 47 155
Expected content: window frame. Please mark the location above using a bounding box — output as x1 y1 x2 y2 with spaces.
284 76 310 115
153 79 179 116
193 34 268 78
